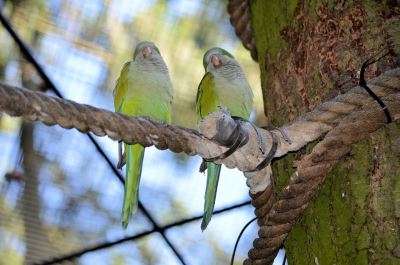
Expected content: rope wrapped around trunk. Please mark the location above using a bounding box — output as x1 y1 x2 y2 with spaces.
0 68 399 264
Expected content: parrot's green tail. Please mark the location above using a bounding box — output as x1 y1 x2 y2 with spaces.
201 162 221 231
121 144 145 229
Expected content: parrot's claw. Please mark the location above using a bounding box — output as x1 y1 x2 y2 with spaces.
247 129 278 172
247 120 266 154
231 116 266 154
246 125 293 172
198 118 248 171
117 141 126 169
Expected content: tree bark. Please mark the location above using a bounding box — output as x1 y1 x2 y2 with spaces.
250 1 400 264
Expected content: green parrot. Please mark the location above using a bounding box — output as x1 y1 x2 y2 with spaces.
196 47 254 230
114 41 174 228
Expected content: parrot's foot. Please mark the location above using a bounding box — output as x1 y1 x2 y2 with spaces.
117 141 126 169
247 128 278 172
245 125 293 172
228 117 278 172
245 120 266 153
159 120 167 125
231 116 266 154
198 118 248 173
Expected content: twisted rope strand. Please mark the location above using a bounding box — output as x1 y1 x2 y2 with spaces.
0 69 398 178
0 69 399 265
227 0 258 61
244 91 400 264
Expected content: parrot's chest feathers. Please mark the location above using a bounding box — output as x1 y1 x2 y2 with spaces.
133 58 168 73
212 75 253 118
214 75 247 95
126 67 173 101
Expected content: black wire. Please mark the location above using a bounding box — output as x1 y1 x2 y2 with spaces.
32 200 251 265
282 252 287 265
0 10 187 265
247 129 278 172
0 11 63 97
359 50 392 124
230 217 257 265
0 8 257 265
33 229 155 265
200 118 249 171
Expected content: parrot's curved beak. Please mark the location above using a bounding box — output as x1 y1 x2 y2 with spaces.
142 46 152 59
210 54 222 68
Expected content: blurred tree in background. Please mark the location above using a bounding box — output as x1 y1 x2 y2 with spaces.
0 0 270 264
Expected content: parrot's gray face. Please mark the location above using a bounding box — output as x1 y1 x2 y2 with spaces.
205 53 243 81
133 41 168 73
203 47 236 71
134 43 161 62
206 54 234 72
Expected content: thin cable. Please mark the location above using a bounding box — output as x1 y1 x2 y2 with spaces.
282 252 287 265
34 200 251 265
0 11 187 265
359 49 392 123
230 217 257 265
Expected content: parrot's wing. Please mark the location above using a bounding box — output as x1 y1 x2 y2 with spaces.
195 72 222 230
195 72 215 120
113 61 131 112
241 83 254 119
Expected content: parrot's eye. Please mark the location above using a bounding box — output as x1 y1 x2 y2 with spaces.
142 46 152 58
210 54 222 68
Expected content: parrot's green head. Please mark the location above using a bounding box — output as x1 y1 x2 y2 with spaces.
202 47 235 71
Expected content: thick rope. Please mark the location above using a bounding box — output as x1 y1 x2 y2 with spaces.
0 69 399 264
227 0 258 61
0 81 212 154
244 73 400 264
0 69 399 186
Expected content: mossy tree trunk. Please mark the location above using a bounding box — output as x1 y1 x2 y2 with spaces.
250 1 400 264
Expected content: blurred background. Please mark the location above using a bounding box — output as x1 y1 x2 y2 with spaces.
0 0 285 264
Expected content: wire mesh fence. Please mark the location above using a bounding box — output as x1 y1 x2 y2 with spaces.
0 0 286 264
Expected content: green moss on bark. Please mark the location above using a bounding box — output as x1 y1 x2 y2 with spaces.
284 125 400 264
249 0 400 264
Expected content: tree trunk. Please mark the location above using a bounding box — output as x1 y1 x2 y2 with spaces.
19 61 55 264
20 122 55 264
250 1 400 264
